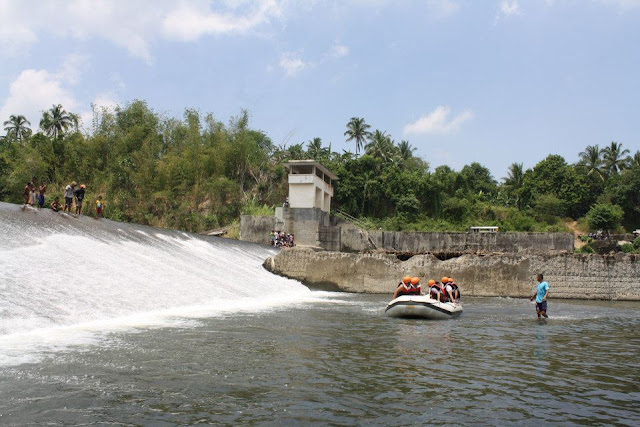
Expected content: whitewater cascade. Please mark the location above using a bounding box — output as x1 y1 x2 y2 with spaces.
0 202 312 365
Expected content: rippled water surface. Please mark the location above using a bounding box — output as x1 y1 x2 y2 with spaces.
1 295 639 426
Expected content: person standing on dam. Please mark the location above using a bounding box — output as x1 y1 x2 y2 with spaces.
75 184 86 216
64 182 76 213
530 274 550 318
23 182 31 206
38 181 47 208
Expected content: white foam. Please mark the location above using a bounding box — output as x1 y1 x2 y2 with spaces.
0 211 325 366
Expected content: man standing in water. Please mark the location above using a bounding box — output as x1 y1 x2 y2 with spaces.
530 274 550 318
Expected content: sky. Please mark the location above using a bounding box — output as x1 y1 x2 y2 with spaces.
1 0 639 180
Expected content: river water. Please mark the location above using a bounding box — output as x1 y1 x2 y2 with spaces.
1 203 639 425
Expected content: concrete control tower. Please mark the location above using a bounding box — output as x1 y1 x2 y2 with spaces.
239 160 340 249
284 160 337 212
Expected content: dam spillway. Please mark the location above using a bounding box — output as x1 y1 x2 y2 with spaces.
0 202 310 366
2 202 639 425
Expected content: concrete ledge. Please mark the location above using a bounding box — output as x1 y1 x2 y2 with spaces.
263 248 640 300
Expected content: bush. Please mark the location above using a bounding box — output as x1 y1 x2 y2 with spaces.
633 237 640 250
544 224 569 233
395 194 420 222
620 243 635 253
586 203 624 232
533 194 566 223
576 244 594 254
241 199 274 216
503 211 535 231
442 198 472 222
580 235 593 244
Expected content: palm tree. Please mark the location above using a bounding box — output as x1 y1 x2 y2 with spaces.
286 143 305 160
629 151 640 168
69 112 80 133
504 162 524 189
578 144 605 180
3 114 32 142
344 117 371 156
398 140 416 161
40 104 73 139
602 141 630 175
502 162 524 207
365 130 396 162
306 137 325 160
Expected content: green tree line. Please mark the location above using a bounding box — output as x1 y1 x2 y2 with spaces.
1 105 638 235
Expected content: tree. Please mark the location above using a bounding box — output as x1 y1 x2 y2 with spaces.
459 162 496 197
520 155 572 211
40 104 74 139
502 162 525 207
602 141 630 175
3 114 32 142
586 203 624 234
607 164 640 230
578 144 605 180
534 194 566 223
306 137 328 160
344 117 371 156
285 143 305 160
398 140 416 161
365 130 396 163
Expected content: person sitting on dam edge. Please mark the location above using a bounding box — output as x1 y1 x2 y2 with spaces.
50 197 62 212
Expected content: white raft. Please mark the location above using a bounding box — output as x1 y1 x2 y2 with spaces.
385 295 463 320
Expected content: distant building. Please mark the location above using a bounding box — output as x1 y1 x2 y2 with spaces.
240 160 340 248
284 160 338 213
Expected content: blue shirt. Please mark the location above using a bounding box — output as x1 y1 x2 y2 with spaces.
536 281 549 303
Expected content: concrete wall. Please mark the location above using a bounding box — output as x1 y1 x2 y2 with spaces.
242 210 574 255
239 215 276 244
289 182 316 209
340 229 574 255
263 249 640 300
288 174 334 212
319 225 341 252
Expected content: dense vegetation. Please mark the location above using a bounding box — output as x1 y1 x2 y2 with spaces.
1 102 639 237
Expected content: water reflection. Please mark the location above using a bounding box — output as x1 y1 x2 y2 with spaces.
533 320 549 361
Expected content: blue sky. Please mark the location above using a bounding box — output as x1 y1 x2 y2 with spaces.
1 0 638 180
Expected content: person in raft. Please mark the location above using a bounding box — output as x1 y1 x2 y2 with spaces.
530 273 550 318
445 278 460 304
393 276 422 299
95 195 105 218
74 184 86 215
429 279 446 302
50 196 62 212
64 181 76 213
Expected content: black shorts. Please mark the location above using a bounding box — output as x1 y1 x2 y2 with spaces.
65 196 73 206
536 301 548 312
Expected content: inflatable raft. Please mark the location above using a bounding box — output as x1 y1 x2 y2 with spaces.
385 295 463 320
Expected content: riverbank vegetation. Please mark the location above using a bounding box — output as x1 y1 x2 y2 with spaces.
1 102 638 235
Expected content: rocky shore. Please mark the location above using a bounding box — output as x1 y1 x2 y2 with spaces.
264 248 640 300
